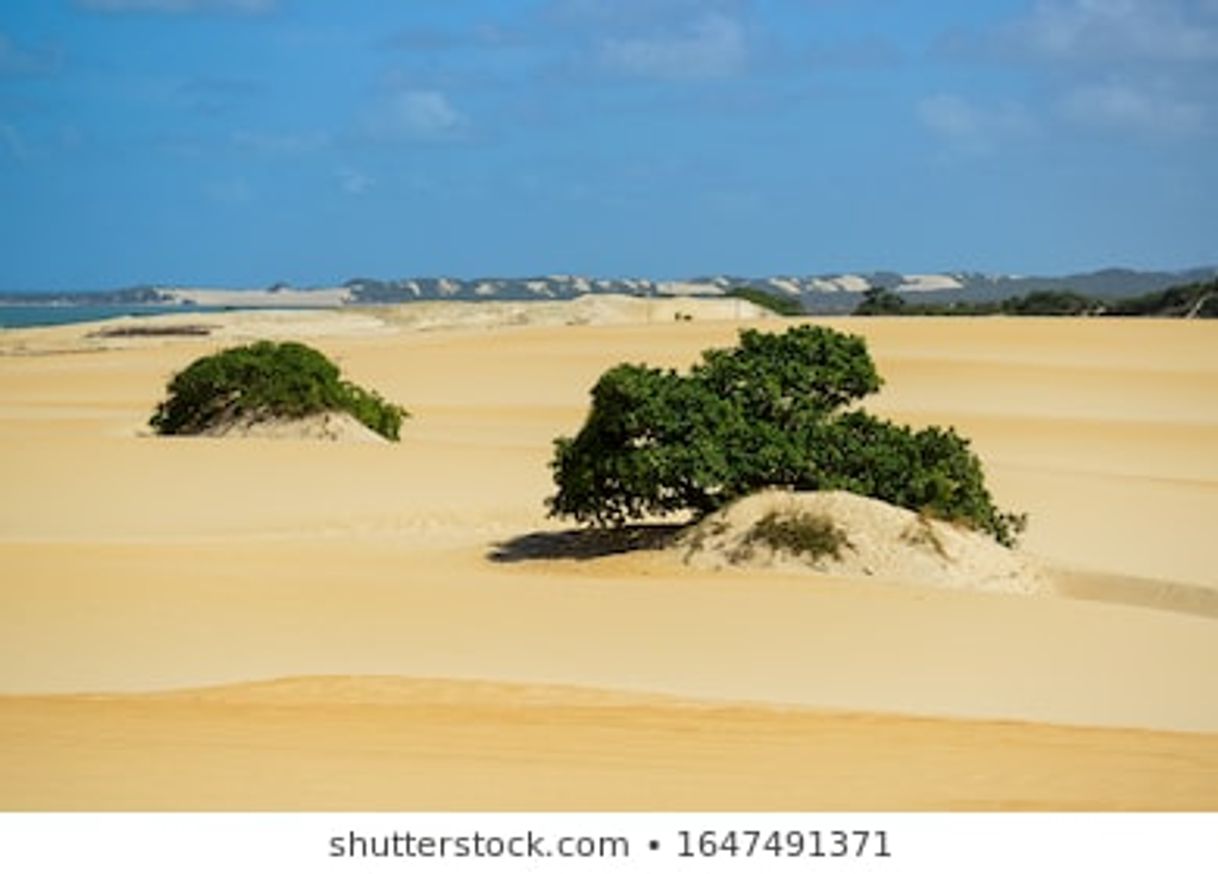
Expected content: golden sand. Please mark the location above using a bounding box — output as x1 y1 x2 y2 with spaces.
1 305 1215 809
4 677 1216 811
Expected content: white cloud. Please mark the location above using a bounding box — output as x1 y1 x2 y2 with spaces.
1057 79 1207 134
959 2 1218 141
337 167 373 196
917 93 1035 152
1013 0 1218 62
363 90 469 142
598 12 748 80
76 0 275 14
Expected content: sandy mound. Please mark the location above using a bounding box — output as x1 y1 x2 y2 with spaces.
365 293 774 333
198 411 386 443
0 294 770 355
0 310 396 356
678 490 1051 596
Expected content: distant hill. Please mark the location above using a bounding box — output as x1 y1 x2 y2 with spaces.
3 266 1216 315
343 266 1218 313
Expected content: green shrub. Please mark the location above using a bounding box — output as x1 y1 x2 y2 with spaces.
549 326 880 525
853 286 909 315
854 287 1102 317
1001 290 1099 316
1106 279 1218 318
739 511 851 561
726 286 805 317
549 325 1025 545
801 411 1027 546
694 324 882 424
149 340 408 441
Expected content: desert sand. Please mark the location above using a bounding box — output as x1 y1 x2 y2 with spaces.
1 300 1216 810
677 489 1053 595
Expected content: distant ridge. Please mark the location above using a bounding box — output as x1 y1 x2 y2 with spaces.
343 266 1218 313
3 265 1216 315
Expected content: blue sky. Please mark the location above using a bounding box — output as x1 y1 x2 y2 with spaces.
1 0 1215 289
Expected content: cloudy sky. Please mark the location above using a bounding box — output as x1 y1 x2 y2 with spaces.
1 0 1215 288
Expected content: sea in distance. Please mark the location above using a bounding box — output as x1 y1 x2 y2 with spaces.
0 303 322 330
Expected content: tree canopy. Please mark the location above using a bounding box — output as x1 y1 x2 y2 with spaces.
549 325 1025 545
149 340 408 441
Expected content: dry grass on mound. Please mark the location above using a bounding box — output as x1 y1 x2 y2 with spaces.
679 490 1051 596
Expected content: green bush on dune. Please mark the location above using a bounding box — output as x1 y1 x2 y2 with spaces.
149 340 408 441
548 325 1026 546
725 286 805 317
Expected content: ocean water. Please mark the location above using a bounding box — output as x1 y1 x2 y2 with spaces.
0 303 243 330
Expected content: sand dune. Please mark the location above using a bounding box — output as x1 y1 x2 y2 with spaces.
3 538 1218 732
1 304 1215 809
3 676 1217 811
677 489 1051 595
198 410 387 442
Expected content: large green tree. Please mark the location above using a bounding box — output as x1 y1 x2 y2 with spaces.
549 325 1025 545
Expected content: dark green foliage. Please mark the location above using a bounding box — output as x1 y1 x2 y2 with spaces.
725 286 805 316
853 287 909 315
549 365 730 524
1001 290 1100 315
149 340 408 441
742 511 851 561
694 325 882 424
803 412 1027 546
1106 279 1218 318
854 286 999 316
339 381 408 441
855 287 1100 317
549 325 1024 545
853 279 1218 319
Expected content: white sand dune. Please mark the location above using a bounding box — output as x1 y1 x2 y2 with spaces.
197 410 386 442
0 294 768 356
1 308 1216 809
159 286 352 307
678 489 1051 595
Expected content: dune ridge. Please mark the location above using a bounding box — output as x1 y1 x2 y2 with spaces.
3 674 1216 811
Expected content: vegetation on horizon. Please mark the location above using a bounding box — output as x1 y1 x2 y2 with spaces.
548 325 1025 546
1106 279 1218 317
149 341 408 441
725 286 805 317
853 278 1218 318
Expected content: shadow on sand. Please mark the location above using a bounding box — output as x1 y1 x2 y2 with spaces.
488 524 685 563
